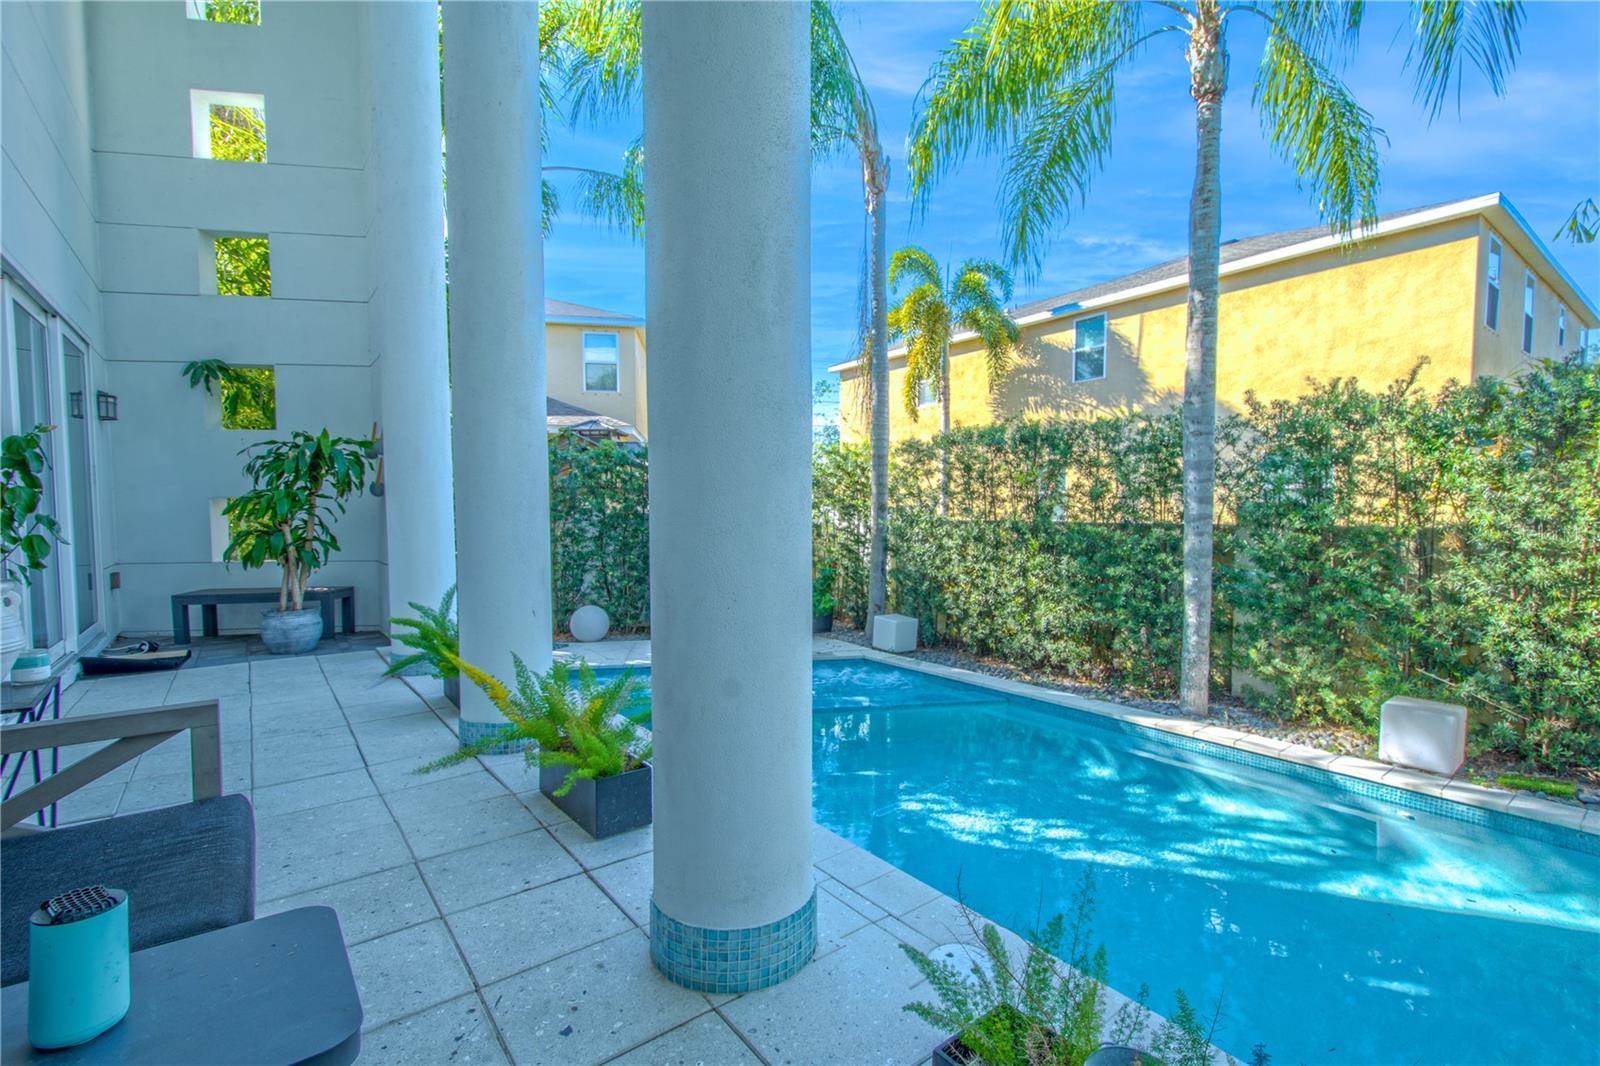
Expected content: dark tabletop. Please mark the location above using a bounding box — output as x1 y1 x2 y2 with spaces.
1 906 362 1065
173 586 353 599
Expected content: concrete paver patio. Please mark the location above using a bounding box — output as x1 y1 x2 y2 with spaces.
49 637 951 1065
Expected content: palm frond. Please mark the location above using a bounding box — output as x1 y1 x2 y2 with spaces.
558 0 642 125
1403 0 1525 120
1251 0 1365 65
574 140 645 240
1253 27 1384 239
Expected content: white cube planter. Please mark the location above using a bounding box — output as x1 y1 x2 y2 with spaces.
1378 696 1467 775
871 614 918 654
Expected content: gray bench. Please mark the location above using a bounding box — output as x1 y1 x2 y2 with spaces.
0 700 255 987
171 585 355 645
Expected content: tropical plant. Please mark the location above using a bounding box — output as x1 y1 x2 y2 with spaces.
222 430 371 613
1556 197 1598 244
383 585 460 680
553 0 895 623
424 655 650 794
549 432 650 632
908 0 1525 716
209 103 266 162
1 425 63 585
902 873 1241 1066
179 358 275 429
813 565 838 616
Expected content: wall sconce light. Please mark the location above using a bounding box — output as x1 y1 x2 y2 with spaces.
70 390 85 420
96 391 119 421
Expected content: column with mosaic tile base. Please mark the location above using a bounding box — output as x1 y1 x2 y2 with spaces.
641 0 817 991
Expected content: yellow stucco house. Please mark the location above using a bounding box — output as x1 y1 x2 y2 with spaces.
544 298 648 442
834 193 1598 442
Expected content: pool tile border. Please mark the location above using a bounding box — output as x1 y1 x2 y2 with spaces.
818 648 1600 852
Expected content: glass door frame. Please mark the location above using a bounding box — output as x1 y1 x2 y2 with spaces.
56 318 106 650
1 276 106 662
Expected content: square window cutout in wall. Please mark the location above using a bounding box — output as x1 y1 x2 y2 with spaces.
186 0 260 25
204 233 271 297
190 90 266 161
209 497 257 561
220 366 276 430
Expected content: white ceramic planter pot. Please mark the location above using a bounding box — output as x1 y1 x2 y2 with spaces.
259 607 324 655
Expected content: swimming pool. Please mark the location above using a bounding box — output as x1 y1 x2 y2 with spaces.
597 658 1600 1064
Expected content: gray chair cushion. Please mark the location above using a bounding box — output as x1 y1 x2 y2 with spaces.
1 795 255 986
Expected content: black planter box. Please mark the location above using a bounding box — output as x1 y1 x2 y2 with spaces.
931 1008 1103 1066
813 612 834 634
443 674 461 709
539 762 652 839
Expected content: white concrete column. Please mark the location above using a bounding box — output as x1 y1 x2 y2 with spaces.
441 0 551 746
366 1 456 630
644 1 816 992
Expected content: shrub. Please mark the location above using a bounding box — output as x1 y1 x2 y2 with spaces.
549 433 650 632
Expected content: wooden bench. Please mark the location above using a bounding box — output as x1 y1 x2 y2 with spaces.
171 586 356 645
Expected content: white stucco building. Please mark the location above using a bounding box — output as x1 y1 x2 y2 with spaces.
3 0 818 994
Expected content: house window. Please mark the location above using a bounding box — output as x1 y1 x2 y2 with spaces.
1485 238 1502 330
190 90 266 161
1522 272 1535 354
213 235 270 296
916 376 937 408
583 333 620 392
1072 314 1107 382
1557 305 1567 349
186 0 260 24
220 366 276 430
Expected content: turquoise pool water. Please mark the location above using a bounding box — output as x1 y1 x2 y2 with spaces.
597 659 1600 1064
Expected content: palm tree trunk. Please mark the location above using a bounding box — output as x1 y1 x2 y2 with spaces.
1180 2 1225 717
864 141 891 623
938 340 952 514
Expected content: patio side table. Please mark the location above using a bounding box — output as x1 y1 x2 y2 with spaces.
0 906 362 1065
1 672 63 828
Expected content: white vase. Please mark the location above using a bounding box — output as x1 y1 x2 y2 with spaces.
1 580 28 681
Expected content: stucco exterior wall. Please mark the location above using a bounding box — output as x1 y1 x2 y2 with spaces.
843 219 1503 443
85 0 384 635
546 322 648 436
1470 220 1595 380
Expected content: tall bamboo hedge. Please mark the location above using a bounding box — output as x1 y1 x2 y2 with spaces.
813 360 1600 771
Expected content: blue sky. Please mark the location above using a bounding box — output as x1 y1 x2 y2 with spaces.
542 2 1600 426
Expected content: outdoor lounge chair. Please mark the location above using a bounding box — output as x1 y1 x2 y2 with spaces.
0 700 255 987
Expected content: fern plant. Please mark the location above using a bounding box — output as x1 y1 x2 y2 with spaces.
422 655 650 795
383 586 459 680
901 873 1247 1066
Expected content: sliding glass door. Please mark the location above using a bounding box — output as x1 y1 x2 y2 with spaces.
60 328 99 638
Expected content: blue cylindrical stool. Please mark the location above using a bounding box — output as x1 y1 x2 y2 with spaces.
27 886 131 1049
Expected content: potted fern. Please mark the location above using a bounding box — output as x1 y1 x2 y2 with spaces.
426 655 652 838
383 586 460 707
813 565 837 633
222 430 370 654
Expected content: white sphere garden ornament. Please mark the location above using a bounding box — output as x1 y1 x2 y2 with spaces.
569 605 610 643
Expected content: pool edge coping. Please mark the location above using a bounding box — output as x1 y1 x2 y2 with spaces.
812 646 1598 839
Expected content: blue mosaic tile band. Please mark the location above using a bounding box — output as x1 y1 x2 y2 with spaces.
651 889 817 993
457 718 529 755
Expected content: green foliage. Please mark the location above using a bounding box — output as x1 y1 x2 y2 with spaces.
813 566 837 616
384 586 459 680
181 359 276 430
215 236 271 296
813 361 1600 771
209 105 266 162
1495 773 1577 799
1 425 64 585
425 655 650 793
812 442 872 624
223 430 371 612
1556 197 1599 244
901 873 1233 1066
201 0 260 25
550 433 649 633
888 247 1019 420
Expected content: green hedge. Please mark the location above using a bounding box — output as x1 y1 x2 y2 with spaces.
550 433 650 633
813 360 1600 771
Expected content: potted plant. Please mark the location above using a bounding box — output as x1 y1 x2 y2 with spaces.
903 875 1249 1066
383 585 461 706
1 425 63 679
426 655 652 838
813 565 837 633
222 429 370 655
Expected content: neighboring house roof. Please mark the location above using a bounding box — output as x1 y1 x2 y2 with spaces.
829 193 1598 372
546 298 644 327
546 397 641 441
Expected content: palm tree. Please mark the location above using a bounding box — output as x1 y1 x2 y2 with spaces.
554 0 895 622
908 0 1524 716
887 248 1019 508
